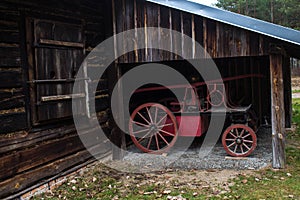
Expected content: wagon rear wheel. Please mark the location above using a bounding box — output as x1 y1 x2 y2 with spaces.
222 124 257 157
129 103 178 154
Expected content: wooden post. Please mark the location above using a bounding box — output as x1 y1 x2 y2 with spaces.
109 0 126 160
269 48 286 169
111 64 126 160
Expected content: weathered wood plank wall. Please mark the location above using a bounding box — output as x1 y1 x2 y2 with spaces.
0 0 112 198
112 0 275 63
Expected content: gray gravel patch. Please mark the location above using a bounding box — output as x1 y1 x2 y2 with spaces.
122 126 272 172
292 93 300 98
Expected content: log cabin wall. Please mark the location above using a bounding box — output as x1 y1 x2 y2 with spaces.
0 0 112 198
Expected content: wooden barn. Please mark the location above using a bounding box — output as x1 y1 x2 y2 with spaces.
0 0 300 198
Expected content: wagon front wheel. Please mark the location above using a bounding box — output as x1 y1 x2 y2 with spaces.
129 103 178 154
222 124 257 157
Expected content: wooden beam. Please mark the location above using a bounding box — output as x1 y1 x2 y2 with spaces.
0 148 96 198
270 51 286 169
109 0 126 160
40 93 85 102
39 39 84 48
0 134 84 181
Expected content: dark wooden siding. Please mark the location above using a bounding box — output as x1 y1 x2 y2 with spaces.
113 0 282 63
0 0 112 198
0 8 26 136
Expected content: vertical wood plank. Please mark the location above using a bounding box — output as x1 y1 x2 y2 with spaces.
169 8 174 60
136 0 145 62
206 19 216 58
159 6 171 60
194 15 203 54
216 22 221 57
133 0 138 62
181 12 192 59
125 0 134 63
270 52 286 169
110 0 126 160
114 0 124 63
144 4 148 61
171 9 181 60
150 4 159 61
191 15 195 59
26 18 38 124
283 56 292 128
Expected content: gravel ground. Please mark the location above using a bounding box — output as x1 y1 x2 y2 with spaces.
293 93 300 98
113 126 272 172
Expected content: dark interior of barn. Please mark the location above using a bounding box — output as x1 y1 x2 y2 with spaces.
117 55 272 152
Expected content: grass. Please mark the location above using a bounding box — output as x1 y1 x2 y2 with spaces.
32 101 300 200
223 148 300 199
292 89 300 94
221 99 300 200
292 98 300 127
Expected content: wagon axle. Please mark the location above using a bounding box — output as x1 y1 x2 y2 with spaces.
235 137 243 145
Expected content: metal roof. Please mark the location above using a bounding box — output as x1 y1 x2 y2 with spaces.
146 0 300 46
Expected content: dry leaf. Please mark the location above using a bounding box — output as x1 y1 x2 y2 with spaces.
163 190 172 194
241 179 248 184
138 190 144 194
144 191 155 195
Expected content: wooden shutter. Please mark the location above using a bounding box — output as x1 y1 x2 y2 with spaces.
27 19 86 124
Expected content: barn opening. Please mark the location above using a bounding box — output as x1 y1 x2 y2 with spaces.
117 55 272 157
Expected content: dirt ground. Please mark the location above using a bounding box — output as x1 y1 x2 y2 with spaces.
68 161 257 198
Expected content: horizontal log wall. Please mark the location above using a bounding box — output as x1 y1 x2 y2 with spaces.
113 0 276 63
0 8 26 135
0 0 112 198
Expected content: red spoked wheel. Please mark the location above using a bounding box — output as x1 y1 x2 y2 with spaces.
222 124 257 157
129 103 178 154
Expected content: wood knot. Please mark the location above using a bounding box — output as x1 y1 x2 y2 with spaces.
278 133 283 139
275 106 280 111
